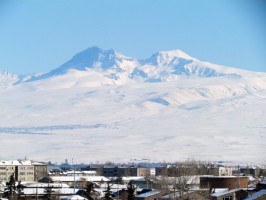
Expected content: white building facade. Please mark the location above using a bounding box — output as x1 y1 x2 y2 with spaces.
0 160 47 182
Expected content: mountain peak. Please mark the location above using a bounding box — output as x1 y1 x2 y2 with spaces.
24 46 254 83
79 46 126 59
158 49 196 60
71 46 115 61
146 49 197 66
32 46 130 80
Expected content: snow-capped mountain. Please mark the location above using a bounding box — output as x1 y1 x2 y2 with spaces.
30 46 137 81
0 47 266 163
23 46 257 85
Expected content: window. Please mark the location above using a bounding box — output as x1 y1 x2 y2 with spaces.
223 196 233 200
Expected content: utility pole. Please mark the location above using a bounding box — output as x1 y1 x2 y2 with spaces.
72 159 76 194
36 184 38 200
117 183 119 200
237 165 240 189
36 176 39 200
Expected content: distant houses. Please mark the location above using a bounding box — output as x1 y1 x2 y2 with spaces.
0 160 266 200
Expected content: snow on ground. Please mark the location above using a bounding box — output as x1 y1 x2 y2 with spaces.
0 74 265 163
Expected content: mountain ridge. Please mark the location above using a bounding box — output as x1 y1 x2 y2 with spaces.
14 46 264 85
0 47 266 162
2 46 264 88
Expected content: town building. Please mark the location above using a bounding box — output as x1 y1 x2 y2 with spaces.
65 170 96 176
134 190 164 200
207 166 233 176
200 176 249 191
256 181 266 190
102 166 151 177
211 188 248 200
39 175 110 187
0 160 47 182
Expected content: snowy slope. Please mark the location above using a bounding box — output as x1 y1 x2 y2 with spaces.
0 47 265 163
23 46 259 85
28 46 139 84
0 71 20 88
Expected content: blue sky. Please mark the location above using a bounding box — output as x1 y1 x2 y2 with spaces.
0 0 265 74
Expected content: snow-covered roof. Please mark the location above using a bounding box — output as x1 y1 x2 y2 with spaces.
65 170 96 174
156 176 200 184
0 160 46 166
244 190 266 200
31 161 47 166
22 188 77 195
98 183 127 190
65 171 84 174
118 176 147 182
212 188 229 193
200 175 247 178
81 171 96 174
160 191 195 199
136 190 161 198
60 195 88 200
160 192 181 199
211 188 243 197
24 182 70 188
50 176 109 182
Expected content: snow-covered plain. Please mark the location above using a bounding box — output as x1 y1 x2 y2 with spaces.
0 47 265 163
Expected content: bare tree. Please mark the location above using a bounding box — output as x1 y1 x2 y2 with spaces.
154 166 170 193
155 161 210 200
171 160 200 199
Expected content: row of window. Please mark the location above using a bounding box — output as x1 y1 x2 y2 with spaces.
0 167 14 170
0 171 34 175
19 166 34 170
19 177 34 181
19 172 34 175
0 166 34 170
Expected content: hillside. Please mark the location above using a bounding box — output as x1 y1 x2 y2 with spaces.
0 47 265 163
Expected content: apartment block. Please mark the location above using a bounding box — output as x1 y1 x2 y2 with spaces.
0 160 47 181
